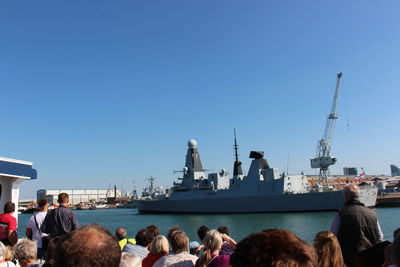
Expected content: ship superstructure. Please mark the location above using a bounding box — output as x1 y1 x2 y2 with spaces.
172 139 229 192
135 139 377 213
141 176 164 199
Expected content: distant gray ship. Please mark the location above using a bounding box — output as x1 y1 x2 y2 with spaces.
135 139 377 213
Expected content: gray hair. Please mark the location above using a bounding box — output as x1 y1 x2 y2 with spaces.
119 252 141 267
14 238 37 264
0 241 6 260
343 184 360 200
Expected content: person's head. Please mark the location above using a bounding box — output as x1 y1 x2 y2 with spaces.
57 193 69 205
0 242 6 263
167 225 181 242
343 184 360 202
313 231 344 267
115 228 127 241
146 225 160 237
383 243 393 267
46 236 62 265
119 252 141 267
3 202 15 214
394 228 400 240
135 229 153 248
170 230 189 254
204 230 223 252
230 229 317 267
392 235 400 265
198 230 224 267
197 225 209 243
37 198 48 211
55 224 121 267
217 226 229 235
149 235 169 256
189 241 200 255
14 238 37 267
5 245 14 262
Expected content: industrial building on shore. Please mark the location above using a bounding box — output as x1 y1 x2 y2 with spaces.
37 189 121 205
343 167 358 176
391 165 400 177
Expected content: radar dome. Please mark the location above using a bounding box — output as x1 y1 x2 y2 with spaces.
188 139 197 148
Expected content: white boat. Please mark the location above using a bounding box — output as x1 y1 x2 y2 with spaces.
95 204 108 209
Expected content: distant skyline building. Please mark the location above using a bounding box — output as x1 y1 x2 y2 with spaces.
391 165 400 177
343 167 358 176
37 189 121 205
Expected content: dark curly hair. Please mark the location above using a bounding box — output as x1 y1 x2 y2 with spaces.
135 229 154 247
197 225 209 242
217 225 229 235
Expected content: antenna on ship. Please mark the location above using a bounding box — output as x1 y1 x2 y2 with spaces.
233 129 243 176
147 176 155 192
286 152 290 175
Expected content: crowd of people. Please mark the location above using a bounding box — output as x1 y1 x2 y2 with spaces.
0 185 398 267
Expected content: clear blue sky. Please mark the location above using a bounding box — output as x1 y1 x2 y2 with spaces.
1 0 399 199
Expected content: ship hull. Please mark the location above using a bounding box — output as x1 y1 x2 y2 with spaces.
136 187 377 214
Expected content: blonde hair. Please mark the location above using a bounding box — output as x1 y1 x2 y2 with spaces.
149 235 169 255
313 231 344 267
198 230 223 267
5 245 14 261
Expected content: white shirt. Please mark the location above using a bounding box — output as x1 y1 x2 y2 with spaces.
27 211 48 248
0 261 16 267
153 252 197 267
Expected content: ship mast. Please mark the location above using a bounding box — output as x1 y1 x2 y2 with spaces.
147 176 155 192
233 129 243 176
234 129 239 162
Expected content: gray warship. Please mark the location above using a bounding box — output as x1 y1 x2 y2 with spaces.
135 139 377 213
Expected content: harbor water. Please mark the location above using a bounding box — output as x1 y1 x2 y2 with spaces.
16 207 400 243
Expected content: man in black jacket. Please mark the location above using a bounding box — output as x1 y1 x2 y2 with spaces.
331 184 383 267
41 193 80 238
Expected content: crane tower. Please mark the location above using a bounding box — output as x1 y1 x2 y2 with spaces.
310 73 343 179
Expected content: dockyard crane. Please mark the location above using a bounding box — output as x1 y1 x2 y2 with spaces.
310 73 343 180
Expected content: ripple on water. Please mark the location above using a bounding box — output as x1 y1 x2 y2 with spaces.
17 207 400 243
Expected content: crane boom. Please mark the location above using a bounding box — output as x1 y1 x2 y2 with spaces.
322 72 342 154
310 73 343 179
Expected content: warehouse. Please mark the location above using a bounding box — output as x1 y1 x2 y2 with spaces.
37 189 121 205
